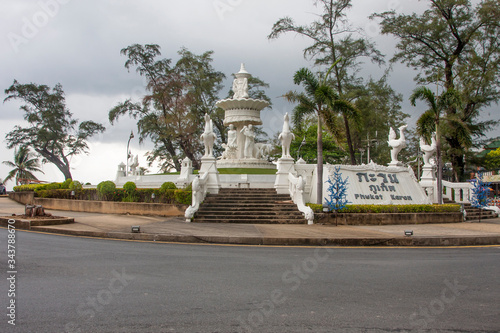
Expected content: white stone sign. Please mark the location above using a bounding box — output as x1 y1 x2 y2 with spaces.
325 163 431 205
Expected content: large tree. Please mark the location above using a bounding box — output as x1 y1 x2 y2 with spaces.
4 81 105 180
269 0 384 165
2 147 44 185
374 0 500 181
284 67 358 204
411 87 465 203
352 75 408 166
109 45 226 171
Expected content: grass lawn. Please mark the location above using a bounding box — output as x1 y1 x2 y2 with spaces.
217 168 277 175
148 168 276 176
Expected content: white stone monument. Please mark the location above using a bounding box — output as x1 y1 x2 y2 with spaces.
388 125 408 167
216 64 275 169
199 113 221 193
275 113 297 194
419 133 438 202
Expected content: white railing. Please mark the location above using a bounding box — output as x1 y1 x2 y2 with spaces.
185 172 209 222
288 173 314 225
442 180 472 204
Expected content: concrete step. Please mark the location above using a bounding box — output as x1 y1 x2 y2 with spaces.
198 206 299 212
196 211 305 217
193 188 304 224
204 195 292 200
194 217 307 224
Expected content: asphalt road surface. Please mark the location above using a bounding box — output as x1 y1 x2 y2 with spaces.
0 228 499 333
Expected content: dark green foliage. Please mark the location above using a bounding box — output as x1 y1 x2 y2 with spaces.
174 189 192 205
45 182 62 190
97 181 116 201
2 146 44 185
160 182 177 192
61 179 72 189
307 203 460 213
69 181 83 191
3 81 105 180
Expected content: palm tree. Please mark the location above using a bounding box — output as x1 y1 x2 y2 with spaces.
410 87 467 203
284 65 358 204
3 147 44 185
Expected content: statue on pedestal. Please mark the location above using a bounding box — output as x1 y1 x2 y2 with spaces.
278 112 295 158
219 124 238 160
420 133 437 167
201 113 217 157
232 64 250 99
241 124 256 159
388 124 408 166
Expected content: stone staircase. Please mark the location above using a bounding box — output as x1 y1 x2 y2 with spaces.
193 188 307 224
443 199 497 221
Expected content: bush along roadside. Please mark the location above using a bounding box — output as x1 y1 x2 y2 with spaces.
13 181 192 205
306 203 461 214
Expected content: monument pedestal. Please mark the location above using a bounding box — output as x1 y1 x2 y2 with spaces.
420 165 437 203
200 156 221 194
274 157 295 194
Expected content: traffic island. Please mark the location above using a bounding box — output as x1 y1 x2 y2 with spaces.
0 215 75 230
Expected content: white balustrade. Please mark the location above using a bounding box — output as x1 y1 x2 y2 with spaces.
185 172 209 222
288 173 314 225
442 180 472 204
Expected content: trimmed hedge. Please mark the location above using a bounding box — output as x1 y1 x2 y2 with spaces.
307 203 461 213
21 187 191 205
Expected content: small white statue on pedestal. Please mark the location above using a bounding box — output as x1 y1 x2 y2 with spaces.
232 64 250 99
278 112 295 158
220 125 238 160
388 124 408 166
241 124 256 159
129 155 139 175
201 113 217 157
420 133 437 167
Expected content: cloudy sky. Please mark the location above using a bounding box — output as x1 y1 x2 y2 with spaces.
0 0 497 189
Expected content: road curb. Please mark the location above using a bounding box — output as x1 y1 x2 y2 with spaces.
28 226 500 247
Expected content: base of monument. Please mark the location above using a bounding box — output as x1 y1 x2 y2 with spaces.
216 159 276 169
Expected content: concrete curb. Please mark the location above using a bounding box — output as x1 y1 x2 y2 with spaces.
28 226 500 247
0 216 75 230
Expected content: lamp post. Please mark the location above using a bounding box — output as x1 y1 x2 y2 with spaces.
359 148 365 165
297 137 306 160
363 132 378 164
126 131 134 176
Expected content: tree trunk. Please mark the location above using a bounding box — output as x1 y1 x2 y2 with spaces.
35 149 72 180
317 115 323 205
343 114 356 165
436 128 443 205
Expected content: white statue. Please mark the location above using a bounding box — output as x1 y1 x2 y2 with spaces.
200 113 217 157
241 124 256 159
278 112 295 158
219 124 238 160
130 155 139 175
232 63 250 99
254 143 272 160
227 124 237 148
420 133 437 167
388 124 408 165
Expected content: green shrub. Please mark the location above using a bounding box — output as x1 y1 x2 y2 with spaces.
174 189 192 205
306 203 461 213
160 182 177 193
45 182 62 190
69 181 83 191
61 179 72 189
13 184 44 192
97 181 116 201
123 181 137 194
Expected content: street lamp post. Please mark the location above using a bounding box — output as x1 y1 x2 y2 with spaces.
126 131 134 177
297 137 306 160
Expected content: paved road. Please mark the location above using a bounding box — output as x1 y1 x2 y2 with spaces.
0 229 499 333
